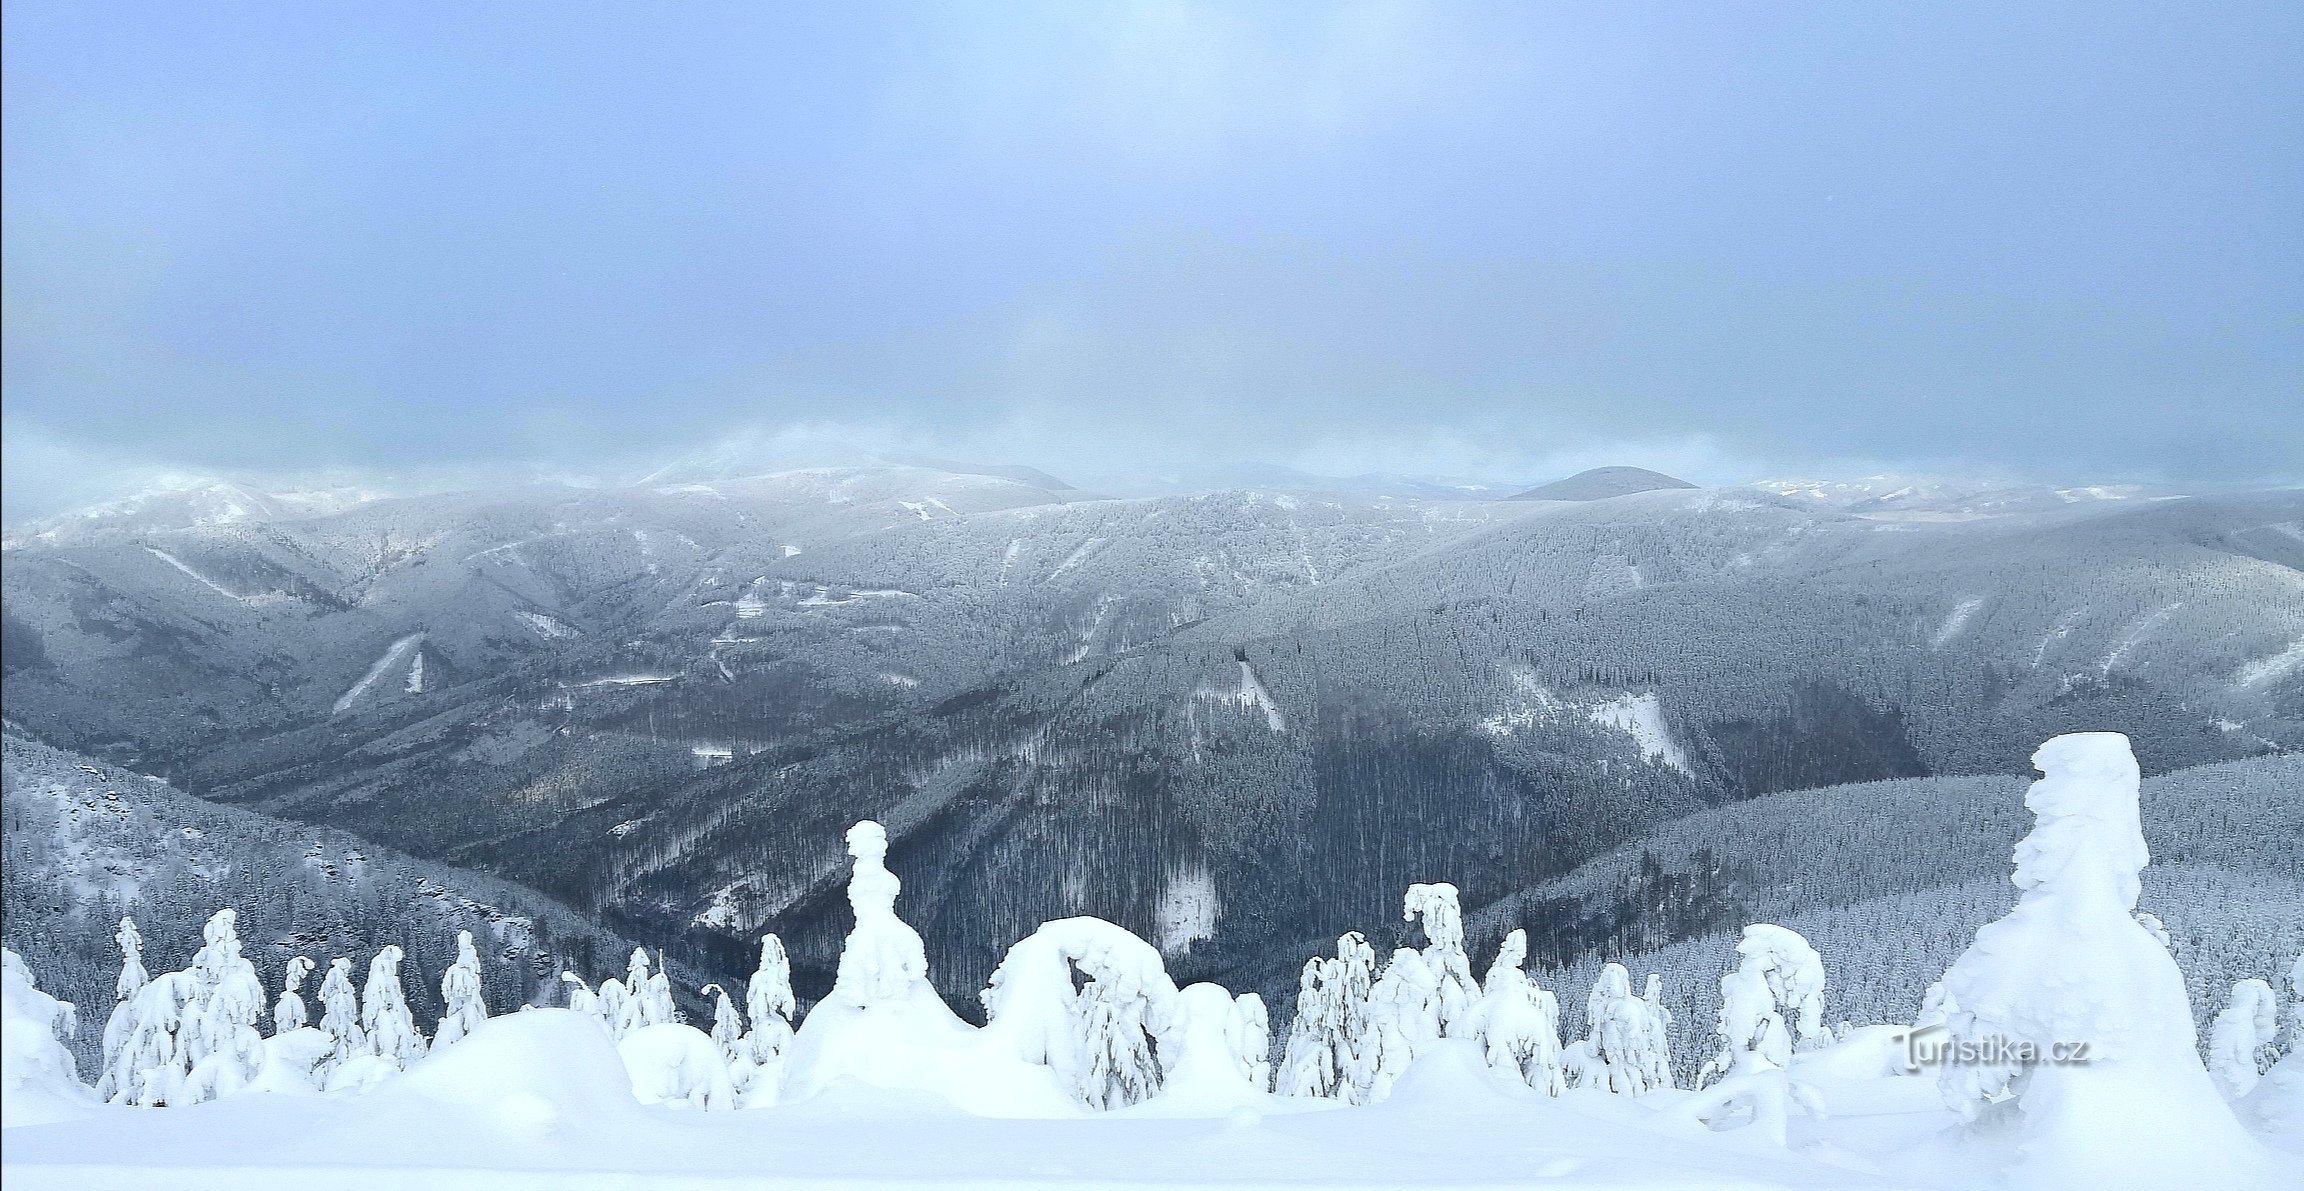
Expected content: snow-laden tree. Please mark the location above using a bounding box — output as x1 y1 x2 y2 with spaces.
744 934 796 1061
433 930 487 1048
1671 925 1827 1145
1914 979 1957 1031
1699 925 1827 1085
2288 954 2304 1057
2207 979 2281 1101
1638 973 1675 1086
1403 883 1476 1037
782 820 1084 1111
619 1022 737 1109
1230 993 1271 1093
1154 983 1271 1107
597 976 631 1036
702 983 744 1065
980 916 1179 1110
95 917 149 1102
1573 962 1672 1094
612 949 675 1038
1277 956 1340 1099
109 966 195 1105
361 945 426 1068
1364 946 1439 1102
731 935 795 1106
2 948 85 1124
1470 929 1565 1095
1277 931 1380 1103
176 908 269 1102
1933 733 2276 1188
317 957 365 1063
273 956 314 1035
562 972 602 1020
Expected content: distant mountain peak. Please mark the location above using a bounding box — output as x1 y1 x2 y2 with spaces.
1509 466 1698 501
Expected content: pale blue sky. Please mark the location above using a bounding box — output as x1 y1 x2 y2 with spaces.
5 1 2299 514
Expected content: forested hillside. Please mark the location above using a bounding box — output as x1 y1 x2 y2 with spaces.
4 469 2297 1017
0 732 654 1069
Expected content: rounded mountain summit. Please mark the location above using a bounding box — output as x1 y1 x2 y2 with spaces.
1508 466 1699 501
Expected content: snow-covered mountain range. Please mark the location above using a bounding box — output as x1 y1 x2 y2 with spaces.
3 464 2298 1021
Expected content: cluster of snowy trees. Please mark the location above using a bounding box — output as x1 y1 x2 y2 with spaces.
7 733 2301 1169
88 912 475 1105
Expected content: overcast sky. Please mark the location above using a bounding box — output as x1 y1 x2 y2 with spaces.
5 1 2299 517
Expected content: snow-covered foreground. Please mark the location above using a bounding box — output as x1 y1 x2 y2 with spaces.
4 1013 1960 1191
5 734 2300 1190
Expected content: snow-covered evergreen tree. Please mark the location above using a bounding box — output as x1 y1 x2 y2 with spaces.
1403 882 1476 1037
2208 978 2280 1101
1576 962 1671 1094
95 917 148 1102
1471 929 1565 1095
317 956 365 1063
273 955 314 1035
702 983 744 1065
1364 946 1438 1101
1230 993 1271 1092
1669 925 1827 1145
1277 955 1341 1099
360 945 426 1068
1699 924 1827 1085
176 908 268 1102
1277 931 1380 1103
980 916 1179 1110
730 935 795 1106
743 933 795 1064
434 930 487 1048
1933 733 2275 1188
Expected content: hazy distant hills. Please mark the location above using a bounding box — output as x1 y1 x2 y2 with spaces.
3 464 2297 1014
1509 466 1696 501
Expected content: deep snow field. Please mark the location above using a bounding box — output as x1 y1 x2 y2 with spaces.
3 1018 1974 1191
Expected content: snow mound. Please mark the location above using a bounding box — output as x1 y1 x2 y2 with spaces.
378 1008 639 1136
3 948 90 1127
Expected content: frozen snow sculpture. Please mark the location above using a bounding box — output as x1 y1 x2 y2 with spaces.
1470 929 1565 1095
782 821 1076 1115
94 917 148 1102
1403 883 1477 1037
3 948 88 1127
1934 733 2280 1189
273 955 315 1036
362 944 427 1069
435 931 488 1048
981 916 1180 1109
619 1022 737 1109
